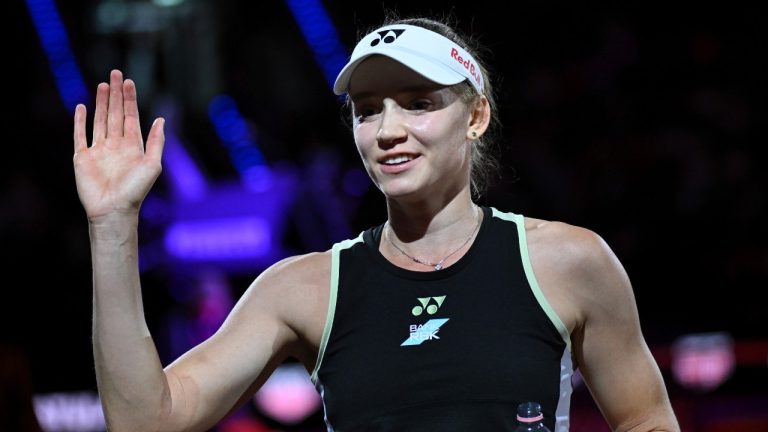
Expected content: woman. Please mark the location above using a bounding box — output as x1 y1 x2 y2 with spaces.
73 15 679 432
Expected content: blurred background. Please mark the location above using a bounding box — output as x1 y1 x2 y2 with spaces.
3 1 767 431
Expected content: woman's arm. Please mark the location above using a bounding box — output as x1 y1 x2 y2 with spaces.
565 227 679 431
74 70 324 431
526 220 679 432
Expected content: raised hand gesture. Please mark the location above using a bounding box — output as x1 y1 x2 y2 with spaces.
73 69 165 222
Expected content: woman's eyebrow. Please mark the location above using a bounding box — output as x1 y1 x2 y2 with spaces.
399 84 441 94
350 84 442 102
349 90 374 101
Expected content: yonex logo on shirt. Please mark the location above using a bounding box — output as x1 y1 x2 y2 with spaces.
411 296 446 316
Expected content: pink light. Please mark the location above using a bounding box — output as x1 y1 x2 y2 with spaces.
671 332 735 391
219 417 272 432
253 364 321 425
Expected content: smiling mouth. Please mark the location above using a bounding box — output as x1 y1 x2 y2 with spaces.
380 154 420 165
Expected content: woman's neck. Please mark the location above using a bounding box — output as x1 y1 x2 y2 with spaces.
385 186 478 248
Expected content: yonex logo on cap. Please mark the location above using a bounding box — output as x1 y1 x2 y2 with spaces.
370 29 405 46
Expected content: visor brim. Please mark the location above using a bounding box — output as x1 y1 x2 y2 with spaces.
333 50 467 95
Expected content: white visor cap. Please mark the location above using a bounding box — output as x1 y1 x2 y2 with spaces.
333 24 485 96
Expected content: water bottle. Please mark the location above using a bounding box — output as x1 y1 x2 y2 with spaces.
513 401 551 431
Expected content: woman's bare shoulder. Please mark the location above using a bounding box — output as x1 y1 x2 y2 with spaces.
252 250 334 317
523 216 634 316
524 217 615 273
239 250 334 364
264 250 332 285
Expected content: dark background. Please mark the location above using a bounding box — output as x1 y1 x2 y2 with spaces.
3 1 766 431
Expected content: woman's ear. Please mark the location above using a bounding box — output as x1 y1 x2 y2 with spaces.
466 95 491 140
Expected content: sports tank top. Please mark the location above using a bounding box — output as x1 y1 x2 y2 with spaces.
311 207 573 431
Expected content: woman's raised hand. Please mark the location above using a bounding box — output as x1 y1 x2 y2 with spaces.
73 69 165 222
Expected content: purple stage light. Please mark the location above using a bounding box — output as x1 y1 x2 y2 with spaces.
165 216 271 260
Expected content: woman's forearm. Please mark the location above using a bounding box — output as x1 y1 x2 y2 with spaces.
89 215 171 431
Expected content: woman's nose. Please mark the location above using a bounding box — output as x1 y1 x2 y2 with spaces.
376 101 408 147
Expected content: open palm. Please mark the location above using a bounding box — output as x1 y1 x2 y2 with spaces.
73 70 165 221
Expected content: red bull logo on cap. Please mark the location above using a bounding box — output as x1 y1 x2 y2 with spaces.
450 47 482 88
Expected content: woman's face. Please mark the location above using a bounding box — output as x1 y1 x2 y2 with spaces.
348 55 475 201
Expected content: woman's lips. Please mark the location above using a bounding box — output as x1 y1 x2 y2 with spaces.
379 155 421 174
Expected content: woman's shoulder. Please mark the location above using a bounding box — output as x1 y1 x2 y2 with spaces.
523 216 625 286
248 250 334 354
262 249 333 286
521 216 634 332
524 217 601 247
259 228 368 288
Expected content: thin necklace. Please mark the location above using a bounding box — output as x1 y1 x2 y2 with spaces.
385 206 482 271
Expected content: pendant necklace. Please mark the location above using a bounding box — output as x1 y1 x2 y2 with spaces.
385 206 481 271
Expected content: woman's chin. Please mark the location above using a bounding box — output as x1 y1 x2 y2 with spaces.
379 183 428 202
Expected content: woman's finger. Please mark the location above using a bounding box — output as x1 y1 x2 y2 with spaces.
107 69 124 138
123 79 142 145
145 118 165 163
92 82 109 143
74 104 88 153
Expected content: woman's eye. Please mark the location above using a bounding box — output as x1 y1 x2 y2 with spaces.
409 100 432 110
355 106 378 120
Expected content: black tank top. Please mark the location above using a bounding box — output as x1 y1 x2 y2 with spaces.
311 207 573 431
